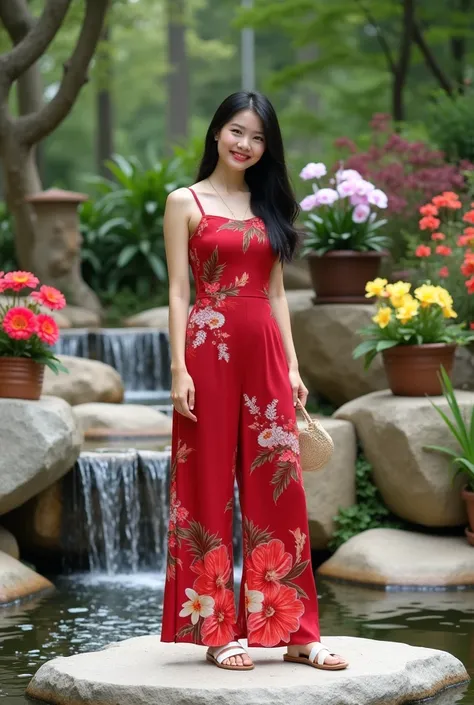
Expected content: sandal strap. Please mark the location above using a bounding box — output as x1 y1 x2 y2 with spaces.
215 646 247 664
308 643 331 666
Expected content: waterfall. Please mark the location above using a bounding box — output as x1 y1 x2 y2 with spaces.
55 329 90 358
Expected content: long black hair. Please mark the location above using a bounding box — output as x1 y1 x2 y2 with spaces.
196 91 300 263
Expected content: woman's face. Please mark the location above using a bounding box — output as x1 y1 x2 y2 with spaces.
216 109 266 171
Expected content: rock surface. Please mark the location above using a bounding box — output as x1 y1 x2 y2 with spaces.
124 306 171 329
43 355 124 406
318 528 474 587
283 260 312 289
300 417 356 549
291 304 388 406
2 482 64 554
285 289 314 313
73 403 172 435
0 526 19 559
335 390 473 526
452 345 474 391
62 305 101 328
26 635 469 705
0 550 54 605
0 397 82 516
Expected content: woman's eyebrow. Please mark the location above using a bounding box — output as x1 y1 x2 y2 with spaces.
230 122 264 135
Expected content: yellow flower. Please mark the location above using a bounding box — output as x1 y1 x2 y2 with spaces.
442 306 457 319
385 281 411 308
414 284 439 307
395 295 419 324
365 278 388 298
435 286 453 310
372 306 392 328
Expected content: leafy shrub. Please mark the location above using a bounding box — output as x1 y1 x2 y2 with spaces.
427 90 474 164
329 456 403 551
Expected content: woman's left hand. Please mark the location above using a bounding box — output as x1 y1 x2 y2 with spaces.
289 367 308 407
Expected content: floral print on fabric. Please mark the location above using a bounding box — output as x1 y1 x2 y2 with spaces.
217 217 267 252
166 439 193 580
243 394 302 503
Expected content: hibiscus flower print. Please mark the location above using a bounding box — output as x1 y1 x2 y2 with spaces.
179 588 214 625
191 544 232 597
166 440 193 581
201 588 237 646
247 584 305 646
247 539 292 598
245 583 265 614
243 394 302 503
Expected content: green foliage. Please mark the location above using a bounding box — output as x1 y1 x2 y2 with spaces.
79 147 194 299
301 209 389 256
329 456 403 551
424 366 474 491
0 204 18 273
427 90 474 164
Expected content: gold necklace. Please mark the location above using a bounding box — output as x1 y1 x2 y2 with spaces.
208 178 250 221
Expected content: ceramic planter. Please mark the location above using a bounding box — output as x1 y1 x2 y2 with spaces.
462 486 474 546
382 343 457 397
307 250 385 304
0 357 45 400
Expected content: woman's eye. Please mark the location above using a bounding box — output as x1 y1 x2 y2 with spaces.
231 129 241 135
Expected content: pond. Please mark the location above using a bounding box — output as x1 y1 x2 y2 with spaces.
0 572 472 704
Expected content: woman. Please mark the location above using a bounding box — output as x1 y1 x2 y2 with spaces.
160 91 348 672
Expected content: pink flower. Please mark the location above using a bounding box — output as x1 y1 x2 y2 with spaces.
30 285 66 310
350 194 369 207
3 270 39 292
314 188 339 206
337 180 359 198
352 204 370 223
439 266 449 278
415 244 431 257
367 189 388 209
299 162 327 180
336 168 362 183
2 307 37 340
435 245 452 256
36 314 59 345
354 179 375 197
300 194 319 211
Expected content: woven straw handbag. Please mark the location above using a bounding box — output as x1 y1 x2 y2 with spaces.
296 399 334 472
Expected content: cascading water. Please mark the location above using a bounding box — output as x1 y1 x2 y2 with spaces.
55 328 90 357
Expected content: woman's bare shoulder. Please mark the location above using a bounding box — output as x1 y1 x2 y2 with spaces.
166 187 194 206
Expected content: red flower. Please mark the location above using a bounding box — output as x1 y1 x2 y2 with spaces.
247 539 292 598
458 235 473 247
2 306 37 340
192 545 231 597
435 245 452 256
419 216 440 230
466 276 474 294
415 244 431 258
439 266 449 279
432 195 451 208
247 584 305 646
201 588 236 646
419 204 438 216
31 285 66 311
36 314 59 345
3 270 39 292
431 232 445 241
463 210 474 225
470 322 474 330
461 253 474 277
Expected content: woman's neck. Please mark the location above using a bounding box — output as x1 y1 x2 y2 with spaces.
210 161 248 194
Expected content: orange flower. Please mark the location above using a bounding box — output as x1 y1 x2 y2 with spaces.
31 285 66 311
470 322 474 330
419 216 440 231
419 204 438 216
415 244 431 257
466 276 474 294
432 195 451 208
247 539 292 599
201 588 236 646
458 234 474 246
442 191 459 200
439 266 449 278
435 245 452 256
431 232 445 241
247 584 305 646
461 253 474 277
192 545 231 598
463 210 474 225
464 227 474 236
3 270 39 292
36 314 59 346
2 306 37 340
432 191 462 209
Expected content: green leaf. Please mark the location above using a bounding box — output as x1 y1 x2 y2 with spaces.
353 340 377 359
117 245 139 268
423 444 459 459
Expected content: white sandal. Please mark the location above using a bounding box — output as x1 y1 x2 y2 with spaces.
206 641 254 671
283 642 348 671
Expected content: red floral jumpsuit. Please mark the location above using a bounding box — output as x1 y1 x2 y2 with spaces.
160 188 321 647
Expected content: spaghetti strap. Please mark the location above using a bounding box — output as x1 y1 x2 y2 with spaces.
188 187 205 216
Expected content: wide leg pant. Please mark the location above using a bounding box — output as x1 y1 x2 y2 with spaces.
160 297 320 647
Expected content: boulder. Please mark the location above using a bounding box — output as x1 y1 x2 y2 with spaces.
0 397 82 516
2 481 64 554
26 635 468 705
452 344 474 391
285 289 313 314
300 417 357 549
62 305 101 328
291 304 388 406
0 550 54 605
124 306 171 329
43 355 124 405
283 260 312 289
335 390 473 527
318 528 474 588
0 526 19 559
73 403 172 435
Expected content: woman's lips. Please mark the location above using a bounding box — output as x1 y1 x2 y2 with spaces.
231 151 250 162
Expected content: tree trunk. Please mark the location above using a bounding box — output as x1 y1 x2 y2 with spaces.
96 23 114 177
166 0 189 148
392 0 415 122
450 0 470 92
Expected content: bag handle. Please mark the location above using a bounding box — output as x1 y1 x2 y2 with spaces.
296 398 314 426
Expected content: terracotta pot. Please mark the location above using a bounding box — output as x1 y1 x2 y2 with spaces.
462 486 474 536
382 343 457 397
0 357 45 400
307 250 385 304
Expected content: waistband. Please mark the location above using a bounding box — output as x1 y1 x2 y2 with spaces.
195 293 269 301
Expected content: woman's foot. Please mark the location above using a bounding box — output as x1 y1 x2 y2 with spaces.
286 642 348 669
206 641 254 670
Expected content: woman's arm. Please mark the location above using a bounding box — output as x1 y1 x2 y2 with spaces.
163 189 197 422
268 259 308 406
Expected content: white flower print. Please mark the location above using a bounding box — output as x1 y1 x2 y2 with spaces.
192 330 207 348
217 343 230 362
243 394 260 416
265 399 278 421
179 588 214 625
191 307 224 329
207 311 225 329
258 427 277 448
245 583 264 613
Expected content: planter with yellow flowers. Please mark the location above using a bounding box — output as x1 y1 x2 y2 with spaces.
353 278 474 396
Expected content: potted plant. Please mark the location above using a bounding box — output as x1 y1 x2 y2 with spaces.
0 270 67 400
298 163 390 303
424 366 474 545
352 278 474 396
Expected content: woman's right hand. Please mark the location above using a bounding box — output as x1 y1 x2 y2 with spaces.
171 368 197 422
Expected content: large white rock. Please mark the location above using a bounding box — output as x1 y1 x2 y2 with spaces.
0 397 82 516
125 306 171 329
301 417 356 549
318 528 474 587
335 390 473 526
291 304 388 406
26 635 469 705
62 305 101 328
43 355 124 406
0 550 54 605
73 402 172 435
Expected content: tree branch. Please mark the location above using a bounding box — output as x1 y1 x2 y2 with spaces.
353 0 397 75
0 0 72 83
17 0 110 146
412 21 453 96
0 0 34 43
